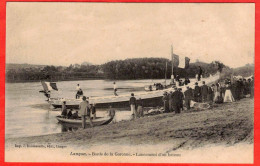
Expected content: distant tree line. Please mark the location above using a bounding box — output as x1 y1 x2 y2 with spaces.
5 58 254 83
102 58 229 79
6 64 104 82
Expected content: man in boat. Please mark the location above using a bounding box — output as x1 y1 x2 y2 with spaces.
162 92 169 113
201 81 209 103
113 82 118 96
184 86 193 110
129 93 137 119
194 82 201 102
72 111 79 119
67 109 73 119
76 88 84 99
79 96 93 128
75 84 80 98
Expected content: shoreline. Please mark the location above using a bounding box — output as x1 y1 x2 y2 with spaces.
6 97 254 151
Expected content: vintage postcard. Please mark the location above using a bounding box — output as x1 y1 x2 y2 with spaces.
4 2 255 163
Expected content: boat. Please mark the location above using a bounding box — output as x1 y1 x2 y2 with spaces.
43 72 220 109
41 46 220 109
56 115 114 126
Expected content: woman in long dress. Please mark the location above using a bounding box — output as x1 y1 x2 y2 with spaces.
224 83 235 102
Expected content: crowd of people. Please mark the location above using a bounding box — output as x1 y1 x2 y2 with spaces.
62 76 254 127
161 77 254 114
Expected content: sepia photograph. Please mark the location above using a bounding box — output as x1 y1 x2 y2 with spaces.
4 2 255 163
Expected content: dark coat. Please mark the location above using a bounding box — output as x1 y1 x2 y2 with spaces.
201 85 208 96
194 86 201 97
129 96 136 105
184 88 193 100
172 91 182 105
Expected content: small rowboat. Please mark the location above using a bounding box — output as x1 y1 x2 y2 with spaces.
56 115 114 126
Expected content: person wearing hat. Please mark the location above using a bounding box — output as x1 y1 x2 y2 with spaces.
184 86 193 110
79 96 93 128
201 81 208 103
76 88 84 99
194 82 201 102
129 93 137 119
162 92 169 113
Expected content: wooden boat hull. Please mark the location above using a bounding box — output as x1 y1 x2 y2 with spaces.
51 96 163 109
56 115 114 126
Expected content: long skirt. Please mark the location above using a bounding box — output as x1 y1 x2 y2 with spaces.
224 90 235 103
214 91 222 103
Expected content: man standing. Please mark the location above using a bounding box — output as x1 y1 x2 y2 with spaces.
194 82 201 102
172 88 181 114
184 86 193 110
113 82 118 96
129 93 137 119
201 81 208 102
162 92 169 113
76 84 81 99
79 96 93 129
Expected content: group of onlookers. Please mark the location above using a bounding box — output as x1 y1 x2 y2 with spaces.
162 77 254 114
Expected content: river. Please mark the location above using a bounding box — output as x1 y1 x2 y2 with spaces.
5 79 171 138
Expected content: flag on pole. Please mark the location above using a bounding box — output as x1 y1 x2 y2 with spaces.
41 81 58 91
172 54 179 67
185 57 190 69
172 55 190 69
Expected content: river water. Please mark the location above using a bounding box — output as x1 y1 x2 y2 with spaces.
5 79 171 138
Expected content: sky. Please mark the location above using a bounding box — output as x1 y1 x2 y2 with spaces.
6 3 255 68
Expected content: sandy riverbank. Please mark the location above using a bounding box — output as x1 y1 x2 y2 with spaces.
5 98 254 163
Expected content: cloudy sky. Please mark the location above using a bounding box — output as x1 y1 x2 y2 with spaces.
6 3 254 68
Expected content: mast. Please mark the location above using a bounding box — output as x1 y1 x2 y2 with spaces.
171 45 173 76
165 60 167 86
171 45 174 83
